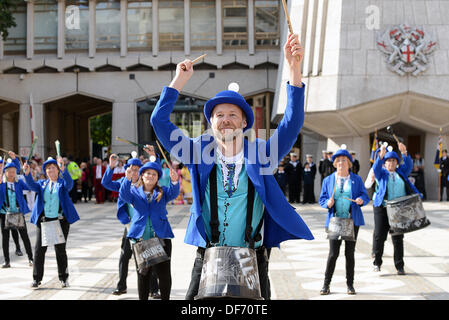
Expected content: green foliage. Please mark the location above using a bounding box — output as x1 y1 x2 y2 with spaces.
90 113 112 148
0 0 19 41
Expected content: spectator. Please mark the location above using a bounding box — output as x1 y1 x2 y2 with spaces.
274 162 287 195
80 162 89 203
180 163 193 205
93 158 106 204
159 161 171 188
439 149 449 201
318 150 327 186
284 153 303 203
350 151 360 175
412 153 426 200
303 154 317 204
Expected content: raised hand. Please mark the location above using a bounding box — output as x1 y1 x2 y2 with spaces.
125 166 133 181
109 153 118 168
169 168 178 183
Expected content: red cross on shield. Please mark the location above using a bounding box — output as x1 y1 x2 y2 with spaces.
400 44 415 63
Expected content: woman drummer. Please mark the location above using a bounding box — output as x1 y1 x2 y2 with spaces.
319 146 369 295
0 153 34 268
119 160 179 300
23 156 80 288
372 142 420 275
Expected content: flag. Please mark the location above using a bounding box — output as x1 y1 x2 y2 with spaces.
370 130 378 163
434 135 443 170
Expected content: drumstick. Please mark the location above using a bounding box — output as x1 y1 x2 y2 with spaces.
343 197 358 203
0 148 23 168
155 140 173 171
281 0 301 62
181 54 207 71
116 136 147 148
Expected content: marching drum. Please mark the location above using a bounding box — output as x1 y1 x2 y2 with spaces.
41 219 66 247
326 215 355 241
385 194 430 235
5 212 26 230
195 246 263 300
132 237 170 275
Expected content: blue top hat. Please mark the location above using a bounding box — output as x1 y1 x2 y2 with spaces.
384 151 401 162
139 161 163 180
42 157 58 173
125 158 142 170
331 145 353 163
3 159 19 173
204 90 254 132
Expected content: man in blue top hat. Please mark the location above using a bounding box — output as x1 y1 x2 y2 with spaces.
150 33 313 300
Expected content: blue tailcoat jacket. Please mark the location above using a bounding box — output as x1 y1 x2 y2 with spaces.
372 154 421 208
24 170 80 225
101 166 130 225
150 83 314 248
319 172 370 228
119 178 180 239
0 180 31 215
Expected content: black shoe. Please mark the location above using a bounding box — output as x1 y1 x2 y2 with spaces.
347 285 356 295
61 280 69 288
320 284 330 295
373 265 381 272
2 262 10 268
31 280 41 288
15 249 23 256
112 288 127 295
397 268 406 275
150 291 161 299
28 259 33 267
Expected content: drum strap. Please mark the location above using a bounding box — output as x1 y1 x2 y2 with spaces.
208 164 260 249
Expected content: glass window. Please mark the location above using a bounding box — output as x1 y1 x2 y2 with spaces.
255 0 279 47
190 0 216 48
4 3 27 53
65 0 89 50
159 0 184 50
96 0 120 49
34 0 58 52
128 1 152 49
223 0 247 48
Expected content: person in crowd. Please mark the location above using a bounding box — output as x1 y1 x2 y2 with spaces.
371 143 421 275
411 152 426 200
350 151 360 175
93 158 106 204
159 161 171 188
274 162 287 195
23 156 80 288
0 153 34 268
119 159 180 300
302 154 317 204
150 33 313 300
319 150 328 186
65 156 82 204
439 149 449 201
319 146 370 295
284 152 303 203
180 163 193 205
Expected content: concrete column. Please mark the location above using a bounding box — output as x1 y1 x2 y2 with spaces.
1 114 15 151
111 102 138 155
32 103 46 159
89 0 96 58
184 0 190 56
120 0 127 57
57 0 65 58
216 0 222 55
248 0 255 55
0 33 4 60
19 103 32 157
152 0 158 56
26 0 35 59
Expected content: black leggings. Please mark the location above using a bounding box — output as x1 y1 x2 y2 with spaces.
136 238 172 300
324 226 360 286
0 214 33 263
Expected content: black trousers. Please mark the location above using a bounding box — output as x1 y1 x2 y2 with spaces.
288 182 301 203
441 175 449 201
373 206 404 270
70 179 79 203
33 216 70 282
185 246 272 300
1 214 33 263
136 238 172 300
324 226 359 286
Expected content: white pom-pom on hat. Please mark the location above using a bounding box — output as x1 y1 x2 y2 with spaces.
340 144 347 150
149 155 156 162
47 157 54 161
131 151 138 159
6 158 12 164
387 146 394 152
228 82 240 92
382 142 388 147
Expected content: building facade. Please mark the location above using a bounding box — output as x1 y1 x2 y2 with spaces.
0 0 281 161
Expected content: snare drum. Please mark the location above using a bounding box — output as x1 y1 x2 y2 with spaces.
385 194 430 235
41 219 66 247
5 212 26 230
132 237 170 275
195 246 263 300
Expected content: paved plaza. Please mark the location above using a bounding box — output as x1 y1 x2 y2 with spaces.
1 200 448 300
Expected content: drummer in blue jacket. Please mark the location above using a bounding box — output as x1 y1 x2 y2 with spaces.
23 156 80 289
0 154 34 268
101 147 160 297
372 142 419 275
119 159 179 300
150 33 313 300
319 146 370 295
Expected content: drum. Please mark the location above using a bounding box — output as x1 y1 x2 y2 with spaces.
386 193 430 235
195 246 263 300
132 237 170 275
326 216 355 241
5 212 26 230
41 219 66 247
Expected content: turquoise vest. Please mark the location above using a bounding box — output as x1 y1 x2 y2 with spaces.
43 182 60 218
334 176 352 218
0 187 18 214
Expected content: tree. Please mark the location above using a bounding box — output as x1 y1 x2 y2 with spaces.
90 113 112 148
0 0 18 41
